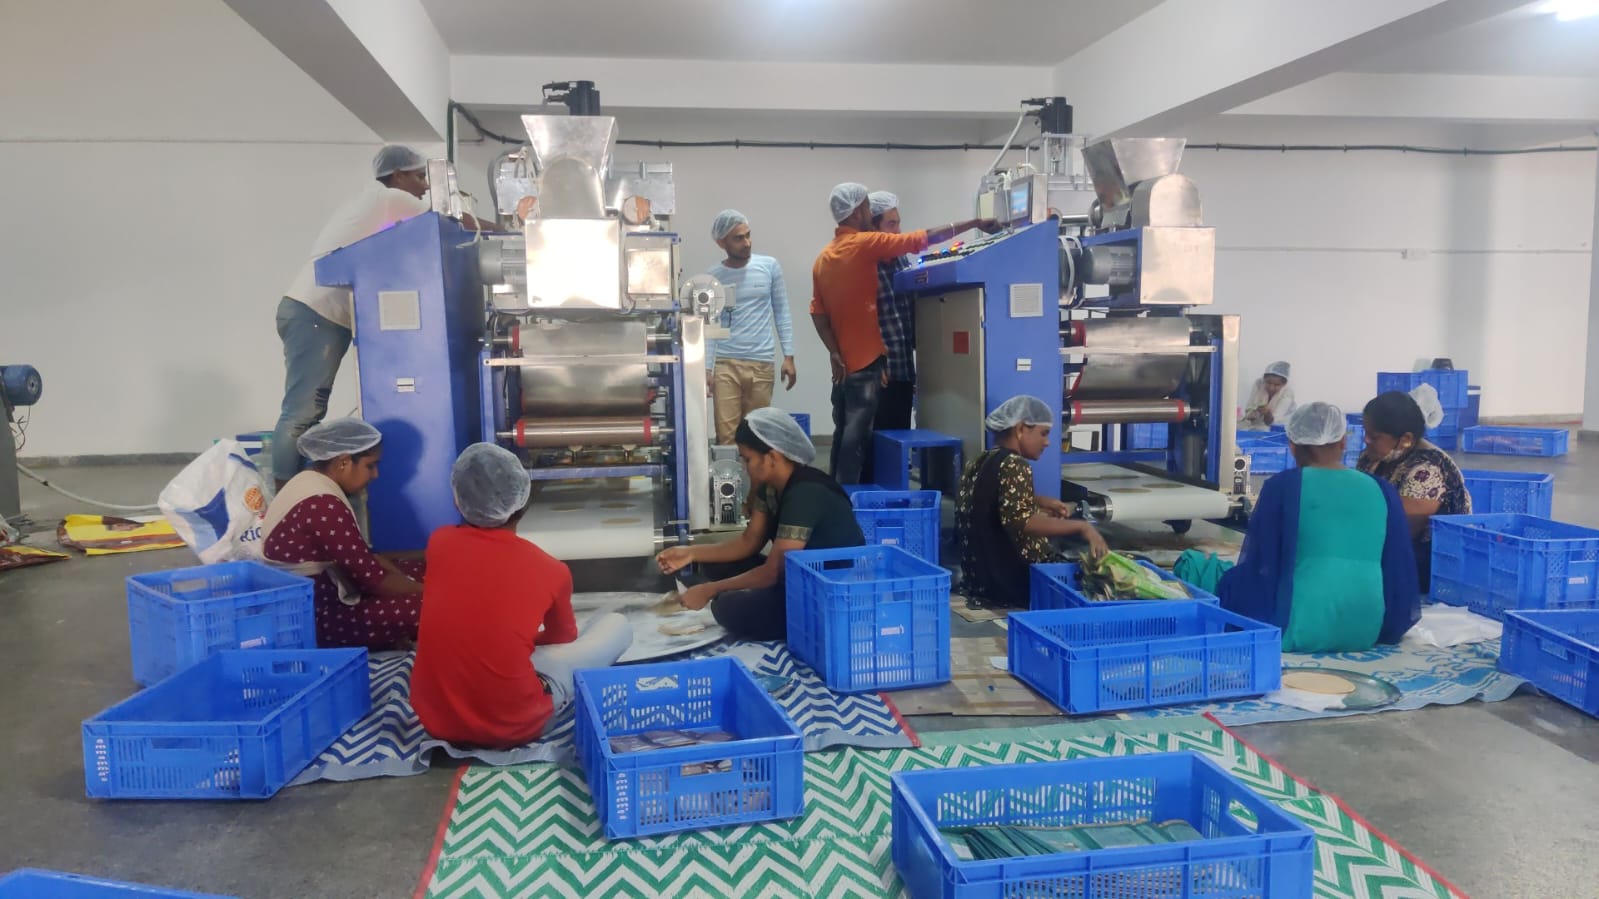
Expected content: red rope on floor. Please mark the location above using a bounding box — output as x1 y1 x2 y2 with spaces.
412 762 471 899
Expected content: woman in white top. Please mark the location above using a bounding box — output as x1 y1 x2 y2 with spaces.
1240 361 1297 431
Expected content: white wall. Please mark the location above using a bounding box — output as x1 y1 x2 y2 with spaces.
1183 119 1595 419
0 0 397 457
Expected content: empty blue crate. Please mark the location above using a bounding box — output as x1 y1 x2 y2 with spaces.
83 648 369 800
0 870 233 898
126 561 315 687
786 544 950 693
573 657 804 840
1378 369 1469 408
1462 425 1568 457
1238 432 1288 475
1009 604 1280 714
1463 470 1554 517
789 412 810 437
873 429 963 494
852 489 941 564
1499 610 1599 717
1431 514 1599 620
890 752 1316 899
1029 561 1219 610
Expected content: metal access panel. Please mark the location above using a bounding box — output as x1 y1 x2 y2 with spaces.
0 428 18 519
914 288 987 470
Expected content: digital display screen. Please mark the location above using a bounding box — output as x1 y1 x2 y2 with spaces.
1009 184 1031 223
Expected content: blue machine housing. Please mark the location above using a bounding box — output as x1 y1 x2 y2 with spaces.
316 213 485 552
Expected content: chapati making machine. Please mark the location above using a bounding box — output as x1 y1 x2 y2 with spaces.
895 136 1249 530
317 111 720 559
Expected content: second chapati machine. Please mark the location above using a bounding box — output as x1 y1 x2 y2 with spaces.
895 135 1249 530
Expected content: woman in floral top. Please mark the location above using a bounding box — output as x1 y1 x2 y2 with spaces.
956 396 1107 608
1357 388 1471 590
260 419 425 649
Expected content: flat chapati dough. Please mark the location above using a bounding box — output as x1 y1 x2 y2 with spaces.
659 621 709 637
1281 670 1357 696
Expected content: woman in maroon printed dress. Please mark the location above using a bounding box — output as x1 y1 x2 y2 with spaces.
259 418 424 649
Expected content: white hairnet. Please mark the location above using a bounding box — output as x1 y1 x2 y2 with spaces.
829 183 869 224
1285 402 1346 446
451 443 531 527
297 418 382 462
869 191 899 219
711 209 748 241
985 395 1054 432
1265 361 1291 381
742 407 816 465
373 145 426 178
1410 383 1445 429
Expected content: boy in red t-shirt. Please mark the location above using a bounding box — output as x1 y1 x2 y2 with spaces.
411 444 632 748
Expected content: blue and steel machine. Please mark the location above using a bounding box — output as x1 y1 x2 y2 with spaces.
896 137 1247 529
318 113 719 558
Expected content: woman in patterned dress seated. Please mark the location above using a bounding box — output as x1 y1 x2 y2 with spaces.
259 418 424 649
955 395 1107 609
1357 385 1472 591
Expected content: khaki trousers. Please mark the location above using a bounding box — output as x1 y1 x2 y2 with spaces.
712 358 776 444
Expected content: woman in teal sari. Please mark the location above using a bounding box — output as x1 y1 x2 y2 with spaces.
1210 403 1420 652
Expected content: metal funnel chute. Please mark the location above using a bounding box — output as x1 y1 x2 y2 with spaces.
522 115 618 219
1082 138 1186 212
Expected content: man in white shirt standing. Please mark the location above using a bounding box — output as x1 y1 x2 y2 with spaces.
705 210 797 445
270 145 481 488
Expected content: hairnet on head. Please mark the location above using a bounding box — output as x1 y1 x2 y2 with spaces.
297 418 382 462
1285 402 1346 446
373 145 426 178
1410 383 1445 429
1265 361 1291 381
984 395 1054 432
868 191 899 219
710 209 748 241
451 443 531 527
743 408 816 465
829 183 869 224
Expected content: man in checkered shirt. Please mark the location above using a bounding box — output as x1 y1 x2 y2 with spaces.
869 191 919 435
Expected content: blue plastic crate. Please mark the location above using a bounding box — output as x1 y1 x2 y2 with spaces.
82 648 368 800
841 483 880 497
1029 561 1220 610
0 870 232 898
1426 409 1460 449
789 412 811 437
1377 369 1469 408
890 752 1316 899
785 544 950 693
126 561 315 687
873 429 963 494
1462 425 1569 457
1237 432 1289 475
1009 604 1281 714
852 490 941 564
1463 470 1555 517
1126 422 1168 450
1430 514 1599 620
1499 610 1599 717
573 657 804 840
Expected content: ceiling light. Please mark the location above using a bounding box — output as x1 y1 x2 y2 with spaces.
1542 0 1599 21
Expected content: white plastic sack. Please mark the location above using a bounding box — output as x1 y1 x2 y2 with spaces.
1402 604 1502 648
159 440 270 563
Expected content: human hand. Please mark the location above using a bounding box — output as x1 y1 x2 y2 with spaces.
830 352 846 385
879 368 889 388
1082 526 1109 560
656 546 694 575
781 356 797 390
1037 496 1071 518
1262 409 1275 425
679 583 715 611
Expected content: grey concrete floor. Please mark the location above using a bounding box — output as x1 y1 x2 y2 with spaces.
4 448 1599 897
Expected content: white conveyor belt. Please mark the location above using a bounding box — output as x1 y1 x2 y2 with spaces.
1063 463 1233 522
517 477 658 560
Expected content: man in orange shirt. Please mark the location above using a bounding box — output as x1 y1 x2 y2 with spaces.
810 182 998 483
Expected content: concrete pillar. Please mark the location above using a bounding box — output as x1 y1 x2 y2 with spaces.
1581 133 1599 439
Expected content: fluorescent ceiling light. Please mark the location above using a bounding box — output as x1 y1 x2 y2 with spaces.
1542 0 1599 21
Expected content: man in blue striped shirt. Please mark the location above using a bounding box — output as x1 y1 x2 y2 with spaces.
706 210 797 444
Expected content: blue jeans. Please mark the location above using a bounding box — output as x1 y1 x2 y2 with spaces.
829 357 885 485
272 297 351 482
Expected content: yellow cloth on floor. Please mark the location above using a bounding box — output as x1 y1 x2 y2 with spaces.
57 515 185 555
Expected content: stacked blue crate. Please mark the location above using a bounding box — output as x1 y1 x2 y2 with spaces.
1378 370 1468 449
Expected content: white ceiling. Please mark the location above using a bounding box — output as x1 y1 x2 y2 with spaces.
1347 5 1599 78
418 0 1161 65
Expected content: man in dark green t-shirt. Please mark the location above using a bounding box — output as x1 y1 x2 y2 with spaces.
668 408 863 640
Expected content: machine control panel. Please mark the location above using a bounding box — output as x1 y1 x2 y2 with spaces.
915 228 1019 266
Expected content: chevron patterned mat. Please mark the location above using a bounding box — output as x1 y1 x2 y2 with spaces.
289 642 911 786
420 723 1465 899
1125 638 1521 726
